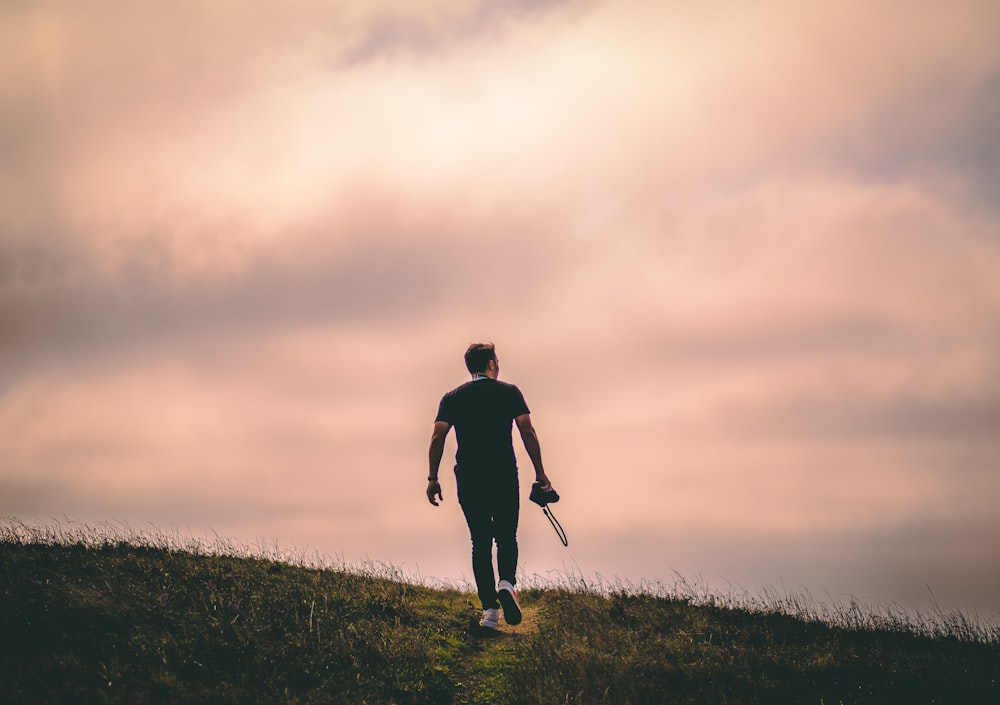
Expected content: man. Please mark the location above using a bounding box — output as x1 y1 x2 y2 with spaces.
427 342 553 630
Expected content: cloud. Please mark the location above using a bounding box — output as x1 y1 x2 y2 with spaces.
3 0 1000 613
341 0 576 65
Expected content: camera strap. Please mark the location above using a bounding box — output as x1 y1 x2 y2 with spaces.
541 504 568 547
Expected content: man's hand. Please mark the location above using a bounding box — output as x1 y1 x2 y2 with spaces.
427 479 443 506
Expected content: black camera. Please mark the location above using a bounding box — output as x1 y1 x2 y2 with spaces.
529 482 559 507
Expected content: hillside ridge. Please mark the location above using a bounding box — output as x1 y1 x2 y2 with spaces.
2 524 998 704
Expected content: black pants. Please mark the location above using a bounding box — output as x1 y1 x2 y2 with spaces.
456 469 520 611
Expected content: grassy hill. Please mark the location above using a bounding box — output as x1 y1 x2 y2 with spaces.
2 520 998 704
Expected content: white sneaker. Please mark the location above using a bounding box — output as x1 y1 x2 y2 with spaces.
479 607 500 629
497 580 522 625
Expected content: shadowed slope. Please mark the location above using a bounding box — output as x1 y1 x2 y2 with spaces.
1 523 998 704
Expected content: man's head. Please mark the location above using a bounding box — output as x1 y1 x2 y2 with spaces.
464 342 498 376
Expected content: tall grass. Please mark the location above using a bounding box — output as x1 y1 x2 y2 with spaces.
3 516 998 704
6 517 995 643
518 564 1000 645
2 517 471 704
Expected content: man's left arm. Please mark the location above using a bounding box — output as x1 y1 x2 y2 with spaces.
427 421 451 506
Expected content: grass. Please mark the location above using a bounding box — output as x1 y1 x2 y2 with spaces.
2 518 998 704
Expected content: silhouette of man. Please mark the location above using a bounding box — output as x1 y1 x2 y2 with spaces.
427 342 553 629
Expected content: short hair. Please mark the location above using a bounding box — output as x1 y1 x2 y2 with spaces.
464 342 497 374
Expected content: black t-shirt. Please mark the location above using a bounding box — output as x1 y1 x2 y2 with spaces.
435 378 530 472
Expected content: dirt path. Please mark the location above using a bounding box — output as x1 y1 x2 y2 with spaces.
453 604 541 704
495 604 540 637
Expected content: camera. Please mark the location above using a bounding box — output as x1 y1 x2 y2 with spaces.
529 482 559 507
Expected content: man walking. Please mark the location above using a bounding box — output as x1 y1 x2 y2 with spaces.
427 342 553 629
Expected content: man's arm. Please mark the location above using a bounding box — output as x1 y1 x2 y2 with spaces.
515 413 551 489
427 421 451 506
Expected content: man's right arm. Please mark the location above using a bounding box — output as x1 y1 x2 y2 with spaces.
515 413 551 489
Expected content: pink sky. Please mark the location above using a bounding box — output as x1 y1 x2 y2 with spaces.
3 0 1000 616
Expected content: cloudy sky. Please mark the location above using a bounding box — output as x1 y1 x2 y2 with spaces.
3 0 999 616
